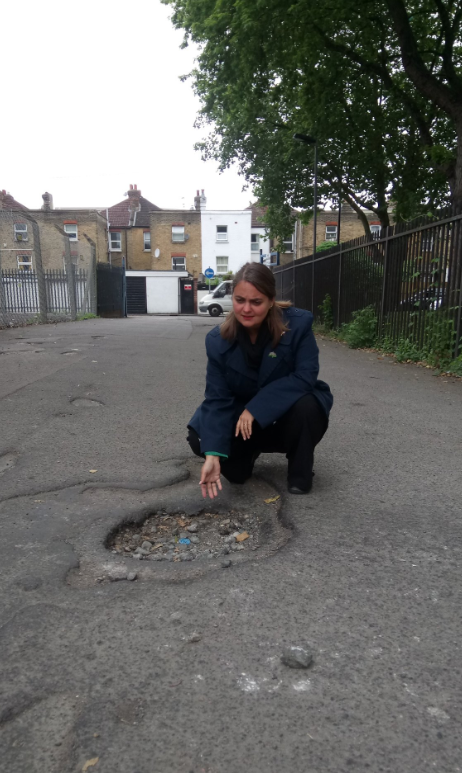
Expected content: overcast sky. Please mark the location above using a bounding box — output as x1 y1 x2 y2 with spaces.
3 0 254 211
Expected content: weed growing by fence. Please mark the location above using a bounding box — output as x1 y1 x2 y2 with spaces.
317 293 334 330
341 306 378 348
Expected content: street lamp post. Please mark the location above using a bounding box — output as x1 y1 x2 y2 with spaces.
294 133 317 310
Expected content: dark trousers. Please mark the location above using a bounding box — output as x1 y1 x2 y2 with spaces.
187 394 328 491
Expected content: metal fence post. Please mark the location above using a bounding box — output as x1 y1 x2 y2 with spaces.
56 225 77 320
83 233 97 315
454 251 462 359
30 218 47 324
379 228 389 339
337 243 342 327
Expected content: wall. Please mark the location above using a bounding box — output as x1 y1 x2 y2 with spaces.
126 270 188 313
150 210 202 278
29 210 108 270
0 211 37 270
201 210 253 276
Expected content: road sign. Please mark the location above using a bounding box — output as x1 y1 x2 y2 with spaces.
204 268 215 279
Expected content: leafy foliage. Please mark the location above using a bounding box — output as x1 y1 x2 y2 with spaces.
164 0 462 237
341 306 378 348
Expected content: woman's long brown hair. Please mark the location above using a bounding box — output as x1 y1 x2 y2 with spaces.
220 262 291 348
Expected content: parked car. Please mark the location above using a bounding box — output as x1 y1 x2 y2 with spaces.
399 287 444 311
199 281 233 316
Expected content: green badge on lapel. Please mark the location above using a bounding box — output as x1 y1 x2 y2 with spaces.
269 351 277 358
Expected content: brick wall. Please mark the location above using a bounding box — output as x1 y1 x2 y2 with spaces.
150 210 202 277
0 211 37 270
29 210 109 270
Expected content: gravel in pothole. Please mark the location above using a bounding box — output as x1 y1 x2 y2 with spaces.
108 510 259 562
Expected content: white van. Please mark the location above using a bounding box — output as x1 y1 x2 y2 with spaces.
198 281 233 317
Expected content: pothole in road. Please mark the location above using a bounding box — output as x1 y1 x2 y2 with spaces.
107 508 260 564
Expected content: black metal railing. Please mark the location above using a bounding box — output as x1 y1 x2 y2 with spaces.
274 208 462 359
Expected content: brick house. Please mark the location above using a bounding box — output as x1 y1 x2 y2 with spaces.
246 202 297 266
295 202 386 260
106 185 161 270
150 203 202 278
0 190 36 271
29 193 109 271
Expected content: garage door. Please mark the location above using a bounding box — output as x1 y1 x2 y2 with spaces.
126 277 147 314
146 277 179 314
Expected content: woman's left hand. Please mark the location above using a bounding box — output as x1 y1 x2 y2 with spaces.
235 409 254 440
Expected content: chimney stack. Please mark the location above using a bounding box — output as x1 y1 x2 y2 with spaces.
194 189 207 211
42 191 54 211
126 184 141 225
0 190 6 210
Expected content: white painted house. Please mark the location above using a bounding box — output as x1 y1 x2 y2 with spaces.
201 209 256 277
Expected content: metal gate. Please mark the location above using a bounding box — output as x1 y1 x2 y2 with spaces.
126 276 147 314
180 277 195 314
97 263 126 317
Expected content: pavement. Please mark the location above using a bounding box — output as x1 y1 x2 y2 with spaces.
0 314 461 773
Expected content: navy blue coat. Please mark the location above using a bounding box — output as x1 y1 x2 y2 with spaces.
188 307 333 457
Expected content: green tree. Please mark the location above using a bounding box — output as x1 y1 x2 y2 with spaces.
164 0 462 237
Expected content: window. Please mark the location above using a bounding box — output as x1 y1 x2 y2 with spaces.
17 255 32 270
110 231 122 250
172 226 185 242
143 231 151 250
14 223 28 242
251 234 260 252
216 225 228 242
64 223 78 241
325 225 337 241
283 236 293 252
370 225 381 240
172 256 186 271
216 256 228 273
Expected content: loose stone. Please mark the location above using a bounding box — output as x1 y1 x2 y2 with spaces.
187 522 199 533
134 547 149 556
180 553 194 561
221 559 232 568
132 534 141 544
141 540 152 551
127 572 137 581
281 646 313 669
188 632 201 643
179 532 189 539
189 535 200 544
108 566 128 582
224 535 236 545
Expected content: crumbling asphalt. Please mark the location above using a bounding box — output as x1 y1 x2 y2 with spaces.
0 314 461 773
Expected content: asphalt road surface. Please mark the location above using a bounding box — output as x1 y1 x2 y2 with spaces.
0 314 461 773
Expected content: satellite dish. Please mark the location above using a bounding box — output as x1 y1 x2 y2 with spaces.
154 248 160 258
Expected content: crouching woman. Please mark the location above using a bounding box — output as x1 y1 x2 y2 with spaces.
187 262 333 499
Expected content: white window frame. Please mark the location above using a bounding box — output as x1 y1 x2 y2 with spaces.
17 255 32 270
14 223 28 242
216 255 228 274
63 223 78 241
216 225 228 242
325 225 338 241
251 234 260 252
370 225 381 240
172 226 185 243
282 236 293 252
172 256 186 271
143 232 151 251
110 231 122 251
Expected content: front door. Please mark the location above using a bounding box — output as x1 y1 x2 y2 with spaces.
180 278 195 314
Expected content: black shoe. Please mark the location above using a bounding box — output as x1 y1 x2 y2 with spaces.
288 484 311 495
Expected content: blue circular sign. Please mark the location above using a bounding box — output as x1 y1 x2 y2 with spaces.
204 267 215 279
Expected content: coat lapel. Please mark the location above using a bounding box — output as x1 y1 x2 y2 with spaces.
257 328 293 387
225 342 258 382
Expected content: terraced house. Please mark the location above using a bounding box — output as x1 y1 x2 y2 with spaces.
106 185 161 270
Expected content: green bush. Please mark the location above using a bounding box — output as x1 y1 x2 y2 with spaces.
317 293 334 330
341 306 378 348
393 338 424 362
447 353 462 376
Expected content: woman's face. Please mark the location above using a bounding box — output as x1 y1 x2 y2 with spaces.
233 281 273 331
